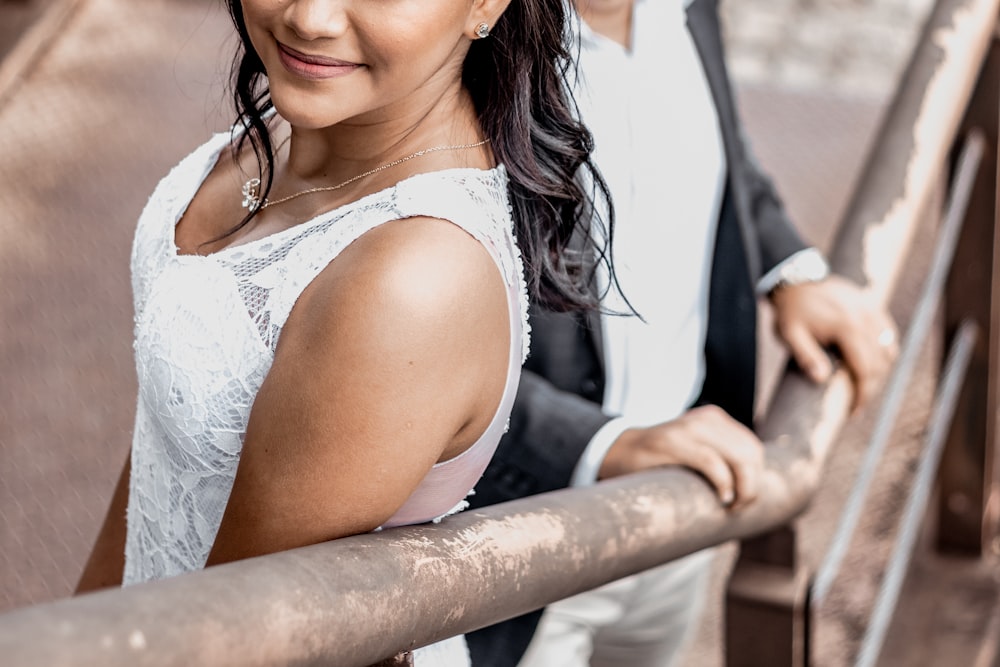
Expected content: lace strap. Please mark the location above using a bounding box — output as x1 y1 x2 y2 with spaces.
391 167 520 287
130 131 236 317
255 168 522 350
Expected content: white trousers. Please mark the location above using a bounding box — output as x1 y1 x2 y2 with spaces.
413 635 470 666
517 549 716 667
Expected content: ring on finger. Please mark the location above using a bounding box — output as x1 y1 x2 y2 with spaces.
878 327 896 348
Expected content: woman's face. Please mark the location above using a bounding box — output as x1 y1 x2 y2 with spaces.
239 0 480 130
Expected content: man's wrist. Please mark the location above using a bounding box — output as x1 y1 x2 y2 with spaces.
757 248 830 296
570 417 634 487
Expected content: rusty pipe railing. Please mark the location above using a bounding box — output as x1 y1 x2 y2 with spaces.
727 0 1000 662
812 128 986 608
853 319 979 667
0 0 997 665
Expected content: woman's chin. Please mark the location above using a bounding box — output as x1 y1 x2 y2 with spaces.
268 91 352 131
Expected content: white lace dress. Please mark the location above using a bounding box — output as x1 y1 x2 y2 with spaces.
123 130 529 667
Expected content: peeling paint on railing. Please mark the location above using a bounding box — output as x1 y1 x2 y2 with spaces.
0 0 997 665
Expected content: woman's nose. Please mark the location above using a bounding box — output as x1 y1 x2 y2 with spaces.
283 0 349 42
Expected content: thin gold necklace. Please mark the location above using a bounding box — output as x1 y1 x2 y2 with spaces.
240 139 490 211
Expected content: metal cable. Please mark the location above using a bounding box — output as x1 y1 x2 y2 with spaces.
811 130 986 606
854 320 978 667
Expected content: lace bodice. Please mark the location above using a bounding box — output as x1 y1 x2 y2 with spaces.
123 129 528 590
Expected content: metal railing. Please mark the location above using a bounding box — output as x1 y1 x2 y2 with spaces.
0 0 997 664
726 0 1000 663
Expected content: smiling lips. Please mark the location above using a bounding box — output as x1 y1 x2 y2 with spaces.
277 43 361 80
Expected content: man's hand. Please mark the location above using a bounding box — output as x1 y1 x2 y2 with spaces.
598 405 765 508
769 274 898 411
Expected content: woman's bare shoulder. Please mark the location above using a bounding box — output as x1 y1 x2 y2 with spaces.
300 215 508 340
214 215 512 557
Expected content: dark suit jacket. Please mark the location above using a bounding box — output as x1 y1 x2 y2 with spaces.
466 1 808 664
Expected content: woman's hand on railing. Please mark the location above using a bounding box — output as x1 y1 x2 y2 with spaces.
770 274 899 411
597 405 766 509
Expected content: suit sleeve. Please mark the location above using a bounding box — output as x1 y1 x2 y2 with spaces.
468 369 612 509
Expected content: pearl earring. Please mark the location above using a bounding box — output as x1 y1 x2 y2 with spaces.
475 22 490 39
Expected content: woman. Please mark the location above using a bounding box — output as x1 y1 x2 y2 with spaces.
75 0 611 664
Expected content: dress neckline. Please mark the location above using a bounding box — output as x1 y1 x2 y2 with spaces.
171 130 505 261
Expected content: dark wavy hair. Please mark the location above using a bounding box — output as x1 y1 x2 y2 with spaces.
224 0 615 312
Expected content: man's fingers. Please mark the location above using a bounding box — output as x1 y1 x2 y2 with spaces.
770 276 900 411
781 322 833 383
605 407 766 508
835 321 895 410
836 337 872 407
682 406 765 507
727 452 763 507
681 444 737 506
702 416 764 507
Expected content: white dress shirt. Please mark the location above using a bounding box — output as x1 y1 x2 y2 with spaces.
570 0 727 484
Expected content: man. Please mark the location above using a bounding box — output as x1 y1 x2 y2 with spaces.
466 0 898 666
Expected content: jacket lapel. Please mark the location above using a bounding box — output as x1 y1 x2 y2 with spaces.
685 0 762 282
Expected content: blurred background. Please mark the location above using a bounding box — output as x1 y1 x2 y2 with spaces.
0 0 995 665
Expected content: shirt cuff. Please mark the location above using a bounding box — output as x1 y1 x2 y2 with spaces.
755 247 829 296
570 417 635 487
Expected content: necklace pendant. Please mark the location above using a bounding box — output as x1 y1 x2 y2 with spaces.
241 178 262 210
235 139 489 213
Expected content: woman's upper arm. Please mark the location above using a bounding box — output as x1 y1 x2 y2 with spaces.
206 216 510 565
